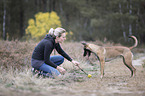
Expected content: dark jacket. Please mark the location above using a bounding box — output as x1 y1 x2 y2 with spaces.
32 34 72 69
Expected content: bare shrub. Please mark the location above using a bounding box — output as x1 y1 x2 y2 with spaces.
0 40 36 70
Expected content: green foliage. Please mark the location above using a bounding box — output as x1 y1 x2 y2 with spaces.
62 0 145 43
0 0 145 44
25 11 61 41
66 31 74 41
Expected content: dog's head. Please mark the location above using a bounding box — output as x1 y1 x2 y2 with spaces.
82 42 94 51
82 42 92 57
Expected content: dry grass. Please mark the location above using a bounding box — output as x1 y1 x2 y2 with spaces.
142 60 145 68
0 40 96 94
0 40 145 96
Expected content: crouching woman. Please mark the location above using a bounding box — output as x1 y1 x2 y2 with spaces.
31 27 79 78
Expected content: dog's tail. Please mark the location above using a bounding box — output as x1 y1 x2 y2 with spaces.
129 36 138 50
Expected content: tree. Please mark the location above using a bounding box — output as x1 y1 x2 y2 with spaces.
3 0 6 40
0 0 145 44
25 11 61 41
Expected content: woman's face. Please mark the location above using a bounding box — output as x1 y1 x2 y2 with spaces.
55 33 66 43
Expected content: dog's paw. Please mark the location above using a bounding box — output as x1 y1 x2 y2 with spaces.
100 75 104 79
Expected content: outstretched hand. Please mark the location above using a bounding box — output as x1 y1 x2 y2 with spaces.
72 60 80 66
57 66 66 74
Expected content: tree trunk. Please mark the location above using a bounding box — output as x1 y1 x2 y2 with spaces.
52 0 56 11
3 0 6 40
129 0 132 36
20 0 24 39
42 0 47 12
59 0 63 15
119 3 126 41
48 0 52 12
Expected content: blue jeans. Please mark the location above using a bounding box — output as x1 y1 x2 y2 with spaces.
39 55 64 77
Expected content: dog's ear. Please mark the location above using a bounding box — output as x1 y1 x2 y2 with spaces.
81 41 87 46
83 48 92 57
83 48 87 57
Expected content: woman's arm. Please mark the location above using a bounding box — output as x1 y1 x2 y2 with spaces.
55 43 72 61
55 43 80 66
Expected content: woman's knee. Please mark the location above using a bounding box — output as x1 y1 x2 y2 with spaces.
57 56 64 65
59 56 64 62
50 55 64 65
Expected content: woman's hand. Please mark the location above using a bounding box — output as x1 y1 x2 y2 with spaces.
72 60 80 66
56 66 66 74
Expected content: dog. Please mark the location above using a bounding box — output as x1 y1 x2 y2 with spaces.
82 36 138 79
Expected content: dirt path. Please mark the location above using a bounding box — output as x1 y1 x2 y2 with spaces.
67 55 145 96
133 56 145 66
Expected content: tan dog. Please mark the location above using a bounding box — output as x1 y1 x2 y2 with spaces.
82 36 138 79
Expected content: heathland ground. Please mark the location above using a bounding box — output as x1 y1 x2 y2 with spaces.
0 40 145 96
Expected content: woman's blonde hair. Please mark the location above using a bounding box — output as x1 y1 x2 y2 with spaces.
49 28 66 38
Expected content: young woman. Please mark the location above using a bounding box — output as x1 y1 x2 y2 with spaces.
31 28 79 77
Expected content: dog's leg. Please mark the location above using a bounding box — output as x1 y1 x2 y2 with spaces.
98 55 105 79
86 50 92 63
121 55 136 77
93 51 105 79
